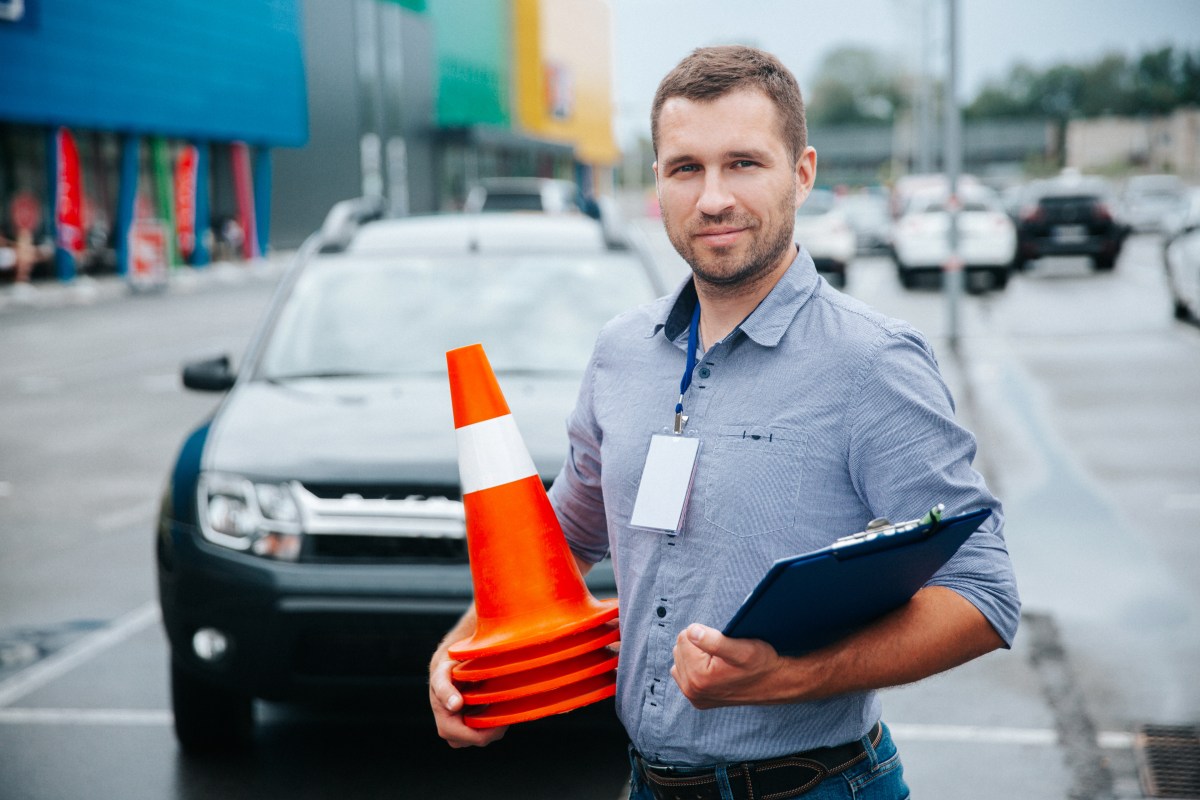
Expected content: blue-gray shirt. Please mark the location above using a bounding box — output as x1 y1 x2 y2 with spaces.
548 247 1020 766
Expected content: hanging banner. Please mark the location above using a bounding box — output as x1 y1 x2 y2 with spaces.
174 144 198 260
55 127 85 255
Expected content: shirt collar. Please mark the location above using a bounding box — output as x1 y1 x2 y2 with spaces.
655 245 820 347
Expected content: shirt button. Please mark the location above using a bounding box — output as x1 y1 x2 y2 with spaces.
656 606 667 618
698 366 711 379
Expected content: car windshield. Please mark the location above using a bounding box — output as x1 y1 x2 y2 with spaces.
256 254 655 380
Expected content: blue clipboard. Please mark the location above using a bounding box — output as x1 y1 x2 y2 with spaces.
722 506 991 656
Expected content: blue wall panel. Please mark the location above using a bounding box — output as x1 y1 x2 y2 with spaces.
0 0 308 146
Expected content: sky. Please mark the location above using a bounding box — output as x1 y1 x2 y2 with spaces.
609 0 1200 147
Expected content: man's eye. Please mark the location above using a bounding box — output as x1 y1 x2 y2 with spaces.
676 164 699 174
733 160 757 169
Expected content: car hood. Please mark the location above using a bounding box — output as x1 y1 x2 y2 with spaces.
202 374 582 486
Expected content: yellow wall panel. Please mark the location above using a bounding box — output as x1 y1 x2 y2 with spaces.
513 0 618 165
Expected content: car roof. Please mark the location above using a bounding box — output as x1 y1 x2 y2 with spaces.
344 214 611 256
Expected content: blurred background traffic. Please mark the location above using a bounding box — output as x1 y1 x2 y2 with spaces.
1 0 1199 315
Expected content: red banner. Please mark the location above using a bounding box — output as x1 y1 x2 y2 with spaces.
174 144 198 259
230 142 258 259
55 128 84 255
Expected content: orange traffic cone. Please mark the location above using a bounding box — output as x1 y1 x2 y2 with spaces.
445 344 619 728
445 343 618 661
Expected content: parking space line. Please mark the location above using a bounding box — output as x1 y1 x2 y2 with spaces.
889 722 1134 749
0 601 159 708
0 707 171 726
0 703 1138 754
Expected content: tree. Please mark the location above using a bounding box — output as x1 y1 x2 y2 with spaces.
808 46 908 125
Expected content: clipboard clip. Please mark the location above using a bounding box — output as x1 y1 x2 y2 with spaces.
832 503 944 550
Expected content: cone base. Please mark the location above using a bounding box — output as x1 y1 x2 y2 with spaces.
448 598 618 661
463 671 617 729
453 620 620 682
460 648 619 704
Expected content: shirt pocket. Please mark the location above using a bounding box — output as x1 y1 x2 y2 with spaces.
703 425 807 538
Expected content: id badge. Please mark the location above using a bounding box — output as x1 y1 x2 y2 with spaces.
629 433 700 533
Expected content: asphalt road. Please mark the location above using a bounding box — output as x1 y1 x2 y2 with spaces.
1 228 1198 799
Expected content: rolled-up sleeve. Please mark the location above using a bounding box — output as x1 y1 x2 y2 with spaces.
846 326 1021 647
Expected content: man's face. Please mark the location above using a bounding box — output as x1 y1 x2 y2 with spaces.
653 88 816 291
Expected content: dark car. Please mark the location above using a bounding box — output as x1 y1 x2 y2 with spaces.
157 210 665 752
1013 174 1128 272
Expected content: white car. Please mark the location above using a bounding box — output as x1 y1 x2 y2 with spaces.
1164 188 1200 322
891 186 1016 291
794 189 856 289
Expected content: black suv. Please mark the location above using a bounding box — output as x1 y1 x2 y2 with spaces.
158 208 662 752
1013 175 1129 272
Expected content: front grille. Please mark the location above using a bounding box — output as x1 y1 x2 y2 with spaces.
1136 724 1200 798
293 482 466 564
306 533 467 563
303 482 462 502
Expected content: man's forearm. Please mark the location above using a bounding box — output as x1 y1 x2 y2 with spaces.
768 586 1004 703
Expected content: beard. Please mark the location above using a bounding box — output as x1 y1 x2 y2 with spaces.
663 185 798 295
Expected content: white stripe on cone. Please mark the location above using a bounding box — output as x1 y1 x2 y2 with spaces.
456 414 538 494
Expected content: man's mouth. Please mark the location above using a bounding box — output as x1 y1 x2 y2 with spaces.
694 226 748 247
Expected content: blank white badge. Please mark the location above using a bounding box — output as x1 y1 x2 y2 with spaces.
630 433 701 533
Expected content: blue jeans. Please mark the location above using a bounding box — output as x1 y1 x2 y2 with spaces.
627 722 910 800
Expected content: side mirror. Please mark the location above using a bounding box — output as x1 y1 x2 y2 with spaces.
182 355 236 392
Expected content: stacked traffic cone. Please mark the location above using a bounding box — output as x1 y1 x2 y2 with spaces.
446 344 619 729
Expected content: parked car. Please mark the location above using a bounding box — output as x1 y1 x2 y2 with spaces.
890 185 1016 291
1121 173 1189 233
1013 174 1127 272
158 209 665 752
1164 188 1200 322
794 188 856 288
835 192 892 255
464 177 597 218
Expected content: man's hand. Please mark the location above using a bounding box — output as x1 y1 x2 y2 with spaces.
428 649 509 747
428 608 508 748
670 623 789 709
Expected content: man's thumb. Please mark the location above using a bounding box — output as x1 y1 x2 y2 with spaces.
685 624 740 659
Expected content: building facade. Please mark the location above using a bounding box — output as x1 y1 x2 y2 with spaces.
0 0 308 282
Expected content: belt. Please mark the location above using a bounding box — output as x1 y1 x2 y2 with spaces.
634 721 883 800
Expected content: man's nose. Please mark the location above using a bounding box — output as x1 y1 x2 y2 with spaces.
696 172 735 217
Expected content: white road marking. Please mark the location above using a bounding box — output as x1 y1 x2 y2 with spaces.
0 707 171 726
0 602 159 708
889 722 1134 749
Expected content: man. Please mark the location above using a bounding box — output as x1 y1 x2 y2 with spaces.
430 45 1019 799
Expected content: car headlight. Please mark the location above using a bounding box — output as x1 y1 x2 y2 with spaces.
196 472 303 561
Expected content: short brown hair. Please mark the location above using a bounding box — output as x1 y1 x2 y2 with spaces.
651 45 807 162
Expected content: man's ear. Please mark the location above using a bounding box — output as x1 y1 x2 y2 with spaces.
794 146 817 205
652 161 661 198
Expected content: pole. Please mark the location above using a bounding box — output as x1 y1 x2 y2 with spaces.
944 0 963 352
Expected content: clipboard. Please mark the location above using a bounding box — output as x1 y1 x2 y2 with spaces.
722 506 991 656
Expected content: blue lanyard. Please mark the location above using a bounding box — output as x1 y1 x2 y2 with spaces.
674 302 701 434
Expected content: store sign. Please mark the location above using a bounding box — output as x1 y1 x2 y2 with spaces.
55 127 85 255
174 145 198 259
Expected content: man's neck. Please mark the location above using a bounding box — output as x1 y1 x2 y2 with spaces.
694 245 795 347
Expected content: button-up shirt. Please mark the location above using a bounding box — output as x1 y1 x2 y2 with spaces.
548 247 1020 766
